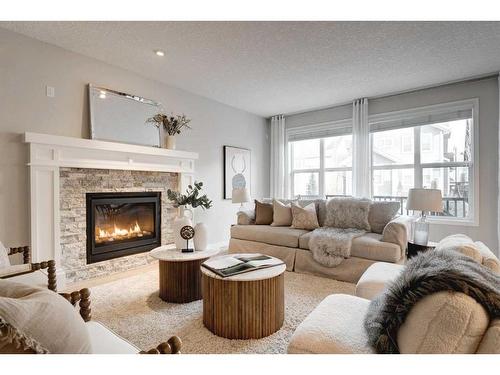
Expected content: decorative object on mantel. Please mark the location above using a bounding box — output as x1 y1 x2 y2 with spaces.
224 146 251 199
146 112 191 150
167 181 212 251
180 225 195 253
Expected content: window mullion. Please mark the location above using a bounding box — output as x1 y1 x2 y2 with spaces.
319 138 325 197
414 126 422 188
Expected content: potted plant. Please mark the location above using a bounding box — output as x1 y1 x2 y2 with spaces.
167 182 213 251
146 112 191 149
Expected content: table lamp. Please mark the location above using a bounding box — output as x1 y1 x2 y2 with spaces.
406 188 443 245
232 188 251 211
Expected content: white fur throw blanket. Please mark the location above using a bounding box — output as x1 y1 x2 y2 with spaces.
309 227 366 267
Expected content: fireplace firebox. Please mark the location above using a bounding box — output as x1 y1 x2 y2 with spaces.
86 192 161 264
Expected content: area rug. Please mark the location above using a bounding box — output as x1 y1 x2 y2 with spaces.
90 269 355 353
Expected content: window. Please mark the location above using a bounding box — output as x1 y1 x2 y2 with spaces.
289 134 352 198
370 100 477 224
283 99 478 225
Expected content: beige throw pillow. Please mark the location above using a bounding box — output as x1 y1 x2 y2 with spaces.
368 201 400 234
291 203 319 230
0 280 92 354
254 200 273 225
271 199 293 226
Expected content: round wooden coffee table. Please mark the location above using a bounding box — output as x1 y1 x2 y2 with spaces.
201 254 286 339
150 246 220 303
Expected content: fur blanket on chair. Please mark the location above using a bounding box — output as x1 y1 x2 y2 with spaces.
309 227 366 267
364 249 500 353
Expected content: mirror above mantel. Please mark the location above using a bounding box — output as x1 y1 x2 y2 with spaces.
88 84 162 148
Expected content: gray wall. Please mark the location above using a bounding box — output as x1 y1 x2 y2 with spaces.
286 77 499 254
0 27 270 247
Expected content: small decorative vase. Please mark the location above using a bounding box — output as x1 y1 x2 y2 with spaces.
173 216 192 250
194 223 208 251
165 135 176 150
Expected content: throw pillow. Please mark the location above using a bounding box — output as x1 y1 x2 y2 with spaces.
368 201 401 234
0 280 92 353
324 197 372 231
291 203 320 230
0 241 10 269
271 199 293 226
254 200 273 225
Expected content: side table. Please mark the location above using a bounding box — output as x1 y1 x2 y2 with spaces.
407 241 438 259
150 246 220 303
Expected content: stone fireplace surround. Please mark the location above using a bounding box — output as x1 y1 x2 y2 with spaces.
25 132 198 287
60 168 178 282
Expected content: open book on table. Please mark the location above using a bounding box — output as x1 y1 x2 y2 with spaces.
202 254 284 278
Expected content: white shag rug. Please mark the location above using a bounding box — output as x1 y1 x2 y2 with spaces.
90 269 355 354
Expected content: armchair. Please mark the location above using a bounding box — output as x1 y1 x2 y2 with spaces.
59 288 182 354
1 245 57 292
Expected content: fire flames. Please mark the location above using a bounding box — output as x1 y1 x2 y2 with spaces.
95 221 151 243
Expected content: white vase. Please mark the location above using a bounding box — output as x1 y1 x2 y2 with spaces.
165 135 176 150
194 223 208 251
173 216 192 250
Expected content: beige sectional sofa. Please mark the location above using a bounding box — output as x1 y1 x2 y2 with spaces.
229 199 411 283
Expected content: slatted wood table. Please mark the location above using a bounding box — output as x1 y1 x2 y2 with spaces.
150 246 220 303
201 254 286 339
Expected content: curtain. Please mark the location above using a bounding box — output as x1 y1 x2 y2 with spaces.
270 114 286 198
352 98 371 198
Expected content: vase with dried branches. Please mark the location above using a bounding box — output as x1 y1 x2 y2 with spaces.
146 113 191 149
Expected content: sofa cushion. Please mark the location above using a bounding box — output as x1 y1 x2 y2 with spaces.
352 234 403 263
397 291 490 354
254 200 273 225
291 203 319 230
324 198 371 231
368 201 400 234
355 262 404 300
231 225 310 248
271 199 293 226
86 321 139 354
0 280 92 354
435 235 500 274
299 232 402 263
288 294 374 354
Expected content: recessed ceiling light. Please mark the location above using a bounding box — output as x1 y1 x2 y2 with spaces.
155 50 165 57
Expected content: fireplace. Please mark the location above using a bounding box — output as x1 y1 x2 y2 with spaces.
86 192 161 264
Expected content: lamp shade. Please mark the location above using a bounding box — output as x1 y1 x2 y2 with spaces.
406 188 443 212
232 188 251 204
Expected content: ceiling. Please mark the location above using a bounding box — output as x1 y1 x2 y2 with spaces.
2 21 500 117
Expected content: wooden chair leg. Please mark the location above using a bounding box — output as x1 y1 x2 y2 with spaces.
59 288 92 322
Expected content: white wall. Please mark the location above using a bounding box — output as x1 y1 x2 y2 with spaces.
0 27 270 247
285 77 499 254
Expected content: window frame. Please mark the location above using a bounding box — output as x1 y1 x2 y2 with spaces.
286 119 353 198
368 98 479 226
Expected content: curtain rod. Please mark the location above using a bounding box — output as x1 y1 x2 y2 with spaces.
280 72 499 118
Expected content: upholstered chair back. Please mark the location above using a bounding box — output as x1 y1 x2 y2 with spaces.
397 291 498 354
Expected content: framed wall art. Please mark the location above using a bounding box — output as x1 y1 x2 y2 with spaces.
223 146 251 199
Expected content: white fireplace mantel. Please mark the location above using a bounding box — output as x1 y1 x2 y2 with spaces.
24 132 198 287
